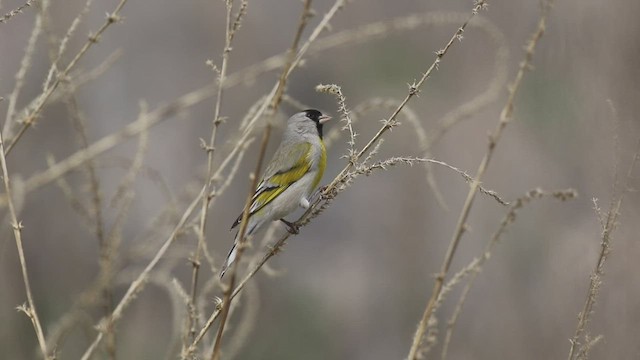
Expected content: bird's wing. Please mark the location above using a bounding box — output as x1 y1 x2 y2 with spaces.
231 142 312 230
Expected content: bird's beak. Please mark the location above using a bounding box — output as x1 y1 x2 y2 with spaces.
319 114 332 124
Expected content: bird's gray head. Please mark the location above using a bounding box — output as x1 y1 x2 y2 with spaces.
287 109 331 139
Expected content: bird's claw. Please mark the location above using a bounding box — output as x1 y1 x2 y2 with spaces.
280 219 299 234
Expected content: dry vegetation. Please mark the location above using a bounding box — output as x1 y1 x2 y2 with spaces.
1 0 639 359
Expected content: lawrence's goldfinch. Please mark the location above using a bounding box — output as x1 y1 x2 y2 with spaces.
220 109 331 277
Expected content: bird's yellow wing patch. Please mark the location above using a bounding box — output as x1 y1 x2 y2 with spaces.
231 142 311 229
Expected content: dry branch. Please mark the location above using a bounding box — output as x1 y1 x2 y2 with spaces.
407 1 552 358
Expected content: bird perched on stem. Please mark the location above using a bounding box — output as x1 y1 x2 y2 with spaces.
220 109 331 278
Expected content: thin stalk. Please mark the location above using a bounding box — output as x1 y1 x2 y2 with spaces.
0 122 49 359
407 2 551 358
210 1 313 358
210 125 271 360
5 0 129 155
185 0 238 347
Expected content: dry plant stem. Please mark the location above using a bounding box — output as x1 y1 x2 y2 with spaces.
211 2 312 358
567 142 640 360
0 8 501 198
26 49 123 113
187 228 292 355
192 1 482 352
80 186 205 360
236 0 344 137
41 0 93 94
71 49 123 87
101 109 149 359
348 98 448 208
1 0 340 206
45 310 94 353
22 85 215 194
227 12 502 91
83 1 342 356
271 0 313 110
185 1 323 353
5 0 128 155
3 3 43 137
407 3 551 358
576 335 603 360
223 281 260 360
7 47 121 131
185 154 500 354
49 155 92 223
181 137 255 237
2 76 177 209
343 96 509 207
145 8 345 296
0 129 49 358
0 0 35 24
427 15 508 147
440 189 577 360
321 85 356 162
210 126 271 360
239 12 508 197
354 157 506 205
423 19 507 208
64 94 113 356
73 88 235 359
321 3 480 195
77 95 216 359
186 0 242 347
64 96 105 248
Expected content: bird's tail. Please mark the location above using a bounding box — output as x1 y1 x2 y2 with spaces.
220 218 262 278
219 241 237 278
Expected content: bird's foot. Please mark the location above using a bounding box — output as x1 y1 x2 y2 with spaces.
280 219 300 234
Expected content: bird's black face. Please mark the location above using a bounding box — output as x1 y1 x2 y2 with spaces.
304 109 325 139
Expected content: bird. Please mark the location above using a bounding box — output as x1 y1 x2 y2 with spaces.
219 109 331 278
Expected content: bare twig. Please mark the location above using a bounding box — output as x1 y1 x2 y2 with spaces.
0 0 36 24
64 94 105 244
41 0 93 96
351 157 507 205
231 0 346 139
210 124 272 360
77 87 217 359
21 85 215 195
104 103 151 359
187 2 350 352
567 141 640 360
184 151 509 355
81 0 340 356
440 189 577 360
188 1 490 353
0 119 49 359
185 0 248 349
225 12 505 94
407 1 551 358
3 1 44 137
80 186 205 360
211 1 314 358
316 84 357 163
320 4 483 202
5 0 129 154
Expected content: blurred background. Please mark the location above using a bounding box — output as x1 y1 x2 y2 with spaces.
1 0 639 359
